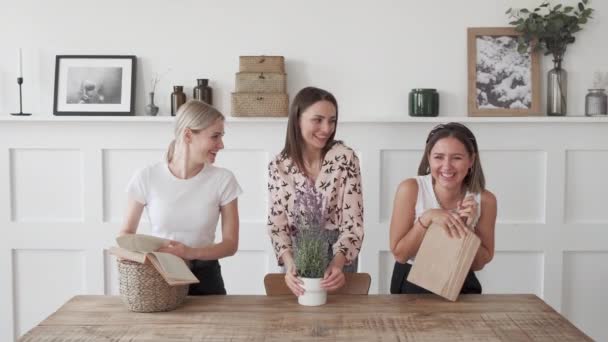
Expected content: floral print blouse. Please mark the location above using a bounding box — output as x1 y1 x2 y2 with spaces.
267 142 364 266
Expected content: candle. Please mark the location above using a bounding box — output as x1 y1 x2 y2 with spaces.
18 48 23 78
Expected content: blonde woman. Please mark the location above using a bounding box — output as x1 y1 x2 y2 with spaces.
119 100 242 295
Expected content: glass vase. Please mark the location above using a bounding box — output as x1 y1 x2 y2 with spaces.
171 86 186 116
547 59 567 116
408 88 439 117
145 92 159 116
585 89 608 116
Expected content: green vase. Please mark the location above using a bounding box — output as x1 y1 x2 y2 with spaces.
409 89 439 117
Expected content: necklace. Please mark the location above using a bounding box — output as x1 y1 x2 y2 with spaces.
433 186 466 211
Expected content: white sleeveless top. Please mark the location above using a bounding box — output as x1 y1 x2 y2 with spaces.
408 174 481 264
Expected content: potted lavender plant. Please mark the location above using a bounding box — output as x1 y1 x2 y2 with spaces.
293 181 329 306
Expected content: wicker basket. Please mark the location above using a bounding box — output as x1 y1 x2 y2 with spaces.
239 56 285 73
231 93 289 117
118 259 188 313
236 72 287 93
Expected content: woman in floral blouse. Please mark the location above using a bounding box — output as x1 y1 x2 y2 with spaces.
267 86 364 296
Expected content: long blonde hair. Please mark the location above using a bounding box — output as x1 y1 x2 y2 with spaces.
166 100 225 163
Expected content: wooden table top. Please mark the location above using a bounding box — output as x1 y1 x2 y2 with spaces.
20 294 590 341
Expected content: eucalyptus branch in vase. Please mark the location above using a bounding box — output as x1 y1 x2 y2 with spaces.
506 0 594 115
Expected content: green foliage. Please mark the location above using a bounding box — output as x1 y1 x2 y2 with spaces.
294 228 327 278
506 0 594 59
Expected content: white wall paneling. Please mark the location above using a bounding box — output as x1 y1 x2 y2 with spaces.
1 117 607 341
565 150 608 223
102 149 165 223
562 252 608 342
476 251 544 296
12 249 86 337
10 149 84 222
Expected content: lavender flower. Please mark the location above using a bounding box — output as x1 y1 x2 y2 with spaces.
293 180 329 278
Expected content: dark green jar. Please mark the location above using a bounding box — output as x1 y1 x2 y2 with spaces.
409 88 439 117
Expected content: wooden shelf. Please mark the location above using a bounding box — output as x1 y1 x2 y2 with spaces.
1 114 607 123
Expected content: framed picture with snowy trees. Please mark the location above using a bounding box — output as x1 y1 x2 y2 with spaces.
467 27 541 116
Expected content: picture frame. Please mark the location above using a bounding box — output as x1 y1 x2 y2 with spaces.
467 27 541 116
53 55 136 116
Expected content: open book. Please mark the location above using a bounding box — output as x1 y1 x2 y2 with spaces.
109 234 199 286
407 223 480 301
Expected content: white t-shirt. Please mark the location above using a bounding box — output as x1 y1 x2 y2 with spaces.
126 162 242 248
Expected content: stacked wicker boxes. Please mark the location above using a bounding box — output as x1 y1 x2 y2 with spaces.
231 56 288 117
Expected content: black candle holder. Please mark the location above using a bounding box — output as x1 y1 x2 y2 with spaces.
11 77 31 116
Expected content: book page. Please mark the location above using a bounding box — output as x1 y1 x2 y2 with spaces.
149 252 199 285
108 246 146 263
116 234 169 253
114 234 199 286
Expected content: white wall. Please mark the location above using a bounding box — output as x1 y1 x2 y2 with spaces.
1 1 608 341
1 117 608 341
1 0 607 118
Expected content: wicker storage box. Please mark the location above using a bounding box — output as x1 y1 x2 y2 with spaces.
231 93 288 117
118 259 188 313
236 72 287 93
239 56 285 73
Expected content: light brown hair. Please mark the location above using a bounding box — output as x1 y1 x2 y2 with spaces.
417 122 485 193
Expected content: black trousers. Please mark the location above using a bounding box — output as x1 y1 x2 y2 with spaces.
390 261 482 294
188 260 227 295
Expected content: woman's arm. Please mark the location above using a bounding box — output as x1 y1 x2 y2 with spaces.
470 190 497 271
158 198 240 260
389 179 426 263
390 179 470 262
118 198 145 236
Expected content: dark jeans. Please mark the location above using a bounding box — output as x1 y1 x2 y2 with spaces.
188 259 226 295
390 261 482 294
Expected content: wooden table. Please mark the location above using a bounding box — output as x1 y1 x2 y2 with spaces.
20 294 590 341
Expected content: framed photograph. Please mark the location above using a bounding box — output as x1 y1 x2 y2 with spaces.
53 55 136 116
467 28 541 116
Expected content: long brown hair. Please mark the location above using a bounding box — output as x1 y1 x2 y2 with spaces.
417 122 485 193
281 87 338 173
166 100 224 163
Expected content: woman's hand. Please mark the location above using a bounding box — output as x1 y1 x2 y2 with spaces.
321 253 346 291
321 264 345 291
457 195 478 228
425 209 470 239
157 240 196 260
282 253 304 296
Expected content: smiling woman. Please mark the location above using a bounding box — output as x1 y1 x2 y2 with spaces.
389 122 497 295
266 87 365 298
119 99 243 296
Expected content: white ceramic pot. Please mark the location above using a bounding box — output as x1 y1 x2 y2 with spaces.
298 277 327 306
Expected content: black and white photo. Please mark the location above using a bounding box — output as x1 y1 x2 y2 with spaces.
467 28 540 116
54 55 136 116
476 35 530 109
